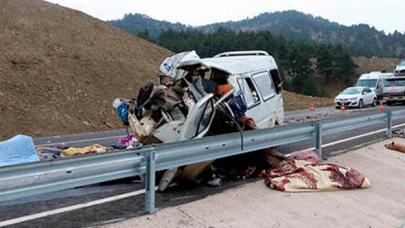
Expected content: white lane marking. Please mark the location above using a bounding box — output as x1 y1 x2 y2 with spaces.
0 188 148 227
4 121 405 226
303 122 405 151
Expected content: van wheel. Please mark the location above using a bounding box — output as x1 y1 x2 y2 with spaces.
372 98 377 107
358 99 363 109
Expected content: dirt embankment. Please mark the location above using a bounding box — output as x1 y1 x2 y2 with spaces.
283 91 332 111
0 0 171 140
0 0 343 140
353 56 400 74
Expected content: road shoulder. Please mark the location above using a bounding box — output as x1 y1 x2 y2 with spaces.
105 138 405 228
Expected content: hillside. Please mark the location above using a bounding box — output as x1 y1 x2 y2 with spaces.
352 56 400 74
283 91 332 111
109 11 405 57
0 0 171 140
109 14 188 39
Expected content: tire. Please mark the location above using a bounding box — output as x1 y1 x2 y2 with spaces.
386 101 392 106
372 98 377 107
358 99 363 109
335 106 340 110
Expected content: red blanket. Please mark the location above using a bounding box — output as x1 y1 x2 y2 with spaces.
261 151 370 192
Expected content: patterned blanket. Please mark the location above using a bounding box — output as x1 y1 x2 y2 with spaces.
261 152 370 192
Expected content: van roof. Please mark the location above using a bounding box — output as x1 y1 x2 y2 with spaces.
201 55 278 75
386 75 405 80
359 71 393 80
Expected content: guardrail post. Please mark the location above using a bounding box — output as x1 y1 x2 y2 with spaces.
315 121 323 160
145 150 156 214
386 110 393 138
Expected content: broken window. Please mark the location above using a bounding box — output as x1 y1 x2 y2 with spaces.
238 77 260 108
196 99 214 136
270 69 282 94
252 72 276 101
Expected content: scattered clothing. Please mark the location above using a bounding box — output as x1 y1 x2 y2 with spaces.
228 93 247 122
118 134 139 149
261 151 370 192
385 141 405 153
0 135 39 167
216 84 232 95
36 146 62 161
61 144 108 157
112 98 129 126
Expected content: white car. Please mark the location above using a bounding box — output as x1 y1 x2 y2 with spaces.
334 87 377 109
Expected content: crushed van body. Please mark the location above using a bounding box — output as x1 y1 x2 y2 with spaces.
114 50 286 191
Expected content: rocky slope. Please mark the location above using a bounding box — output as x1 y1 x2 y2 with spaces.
0 0 171 139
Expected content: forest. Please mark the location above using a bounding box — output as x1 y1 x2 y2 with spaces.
139 28 356 96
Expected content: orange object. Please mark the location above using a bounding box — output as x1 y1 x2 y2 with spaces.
378 101 385 112
340 104 345 112
385 141 405 153
216 84 232 95
309 103 315 112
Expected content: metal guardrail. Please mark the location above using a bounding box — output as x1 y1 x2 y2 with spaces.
0 110 404 214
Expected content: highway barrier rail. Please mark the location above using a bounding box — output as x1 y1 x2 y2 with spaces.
0 109 404 214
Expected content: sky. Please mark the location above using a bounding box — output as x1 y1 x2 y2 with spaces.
46 0 405 34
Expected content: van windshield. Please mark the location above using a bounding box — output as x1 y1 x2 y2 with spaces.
356 79 377 88
384 78 405 87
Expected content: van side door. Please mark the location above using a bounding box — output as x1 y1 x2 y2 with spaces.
251 70 281 127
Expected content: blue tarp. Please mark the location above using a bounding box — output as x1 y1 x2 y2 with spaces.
0 135 39 168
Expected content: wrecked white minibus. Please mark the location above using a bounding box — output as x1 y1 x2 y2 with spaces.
115 50 284 191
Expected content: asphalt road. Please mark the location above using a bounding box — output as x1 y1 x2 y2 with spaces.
1 105 404 228
34 105 398 147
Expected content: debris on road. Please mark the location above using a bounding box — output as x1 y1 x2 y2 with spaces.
0 135 39 167
35 132 142 161
385 141 405 153
118 134 141 149
261 150 370 192
36 144 114 159
392 128 405 138
36 146 63 160
61 144 108 157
